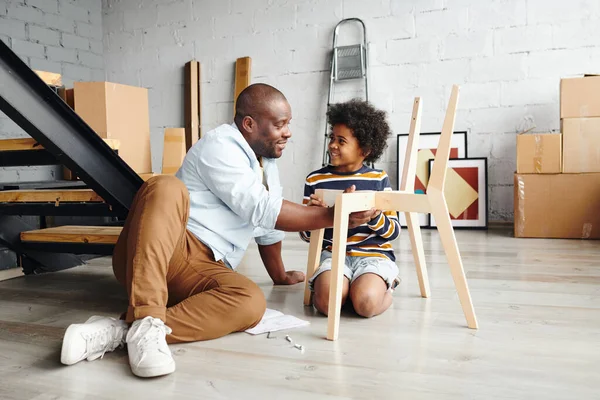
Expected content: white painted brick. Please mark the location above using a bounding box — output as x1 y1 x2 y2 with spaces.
62 33 90 50
194 0 230 19
158 0 193 25
231 0 266 16
489 185 513 221
90 38 103 54
232 32 274 62
469 54 527 83
415 7 468 38
44 13 76 33
175 17 213 45
143 25 179 48
526 48 593 80
290 46 329 73
28 25 61 46
102 8 124 34
29 57 62 73
490 132 515 159
296 0 342 26
91 68 105 81
205 81 234 103
391 0 445 15
494 25 553 55
157 42 195 69
254 4 296 33
368 15 414 41
274 25 318 52
418 59 470 87
553 19 600 50
521 103 560 133
343 0 391 19
254 49 294 77
195 36 234 60
500 79 558 107
466 131 493 157
0 35 11 47
458 82 501 110
106 66 141 86
0 2 6 16
26 0 58 14
116 48 158 71
90 8 102 26
12 38 45 58
76 21 103 40
386 37 441 64
7 3 44 24
442 31 493 60
466 0 526 30
214 13 254 37
63 63 92 81
46 45 78 63
106 30 143 53
371 64 418 91
467 106 529 134
124 6 158 31
78 50 104 69
488 156 515 186
0 17 27 39
59 0 90 22
216 101 233 126
527 0 600 25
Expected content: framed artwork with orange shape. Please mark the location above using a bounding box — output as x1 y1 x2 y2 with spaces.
396 131 468 228
428 157 488 229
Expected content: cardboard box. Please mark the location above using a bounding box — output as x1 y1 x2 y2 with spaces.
560 75 600 119
562 117 600 173
162 128 186 175
516 133 562 174
514 173 600 239
73 81 151 173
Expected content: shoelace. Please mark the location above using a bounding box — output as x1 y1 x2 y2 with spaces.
84 326 120 360
133 318 172 354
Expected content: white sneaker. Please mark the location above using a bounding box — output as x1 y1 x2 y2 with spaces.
61 316 128 365
126 316 175 378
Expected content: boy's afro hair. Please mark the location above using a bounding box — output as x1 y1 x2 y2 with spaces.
326 99 391 164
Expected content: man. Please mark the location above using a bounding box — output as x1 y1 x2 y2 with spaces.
60 83 380 378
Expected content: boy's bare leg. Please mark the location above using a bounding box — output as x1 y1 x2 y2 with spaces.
349 273 393 318
312 271 350 316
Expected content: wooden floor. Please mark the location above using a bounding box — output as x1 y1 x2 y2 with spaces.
0 227 599 399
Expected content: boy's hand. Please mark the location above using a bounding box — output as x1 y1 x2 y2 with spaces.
343 184 382 228
307 194 327 207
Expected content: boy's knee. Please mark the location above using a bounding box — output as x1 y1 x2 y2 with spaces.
351 289 379 318
313 289 330 316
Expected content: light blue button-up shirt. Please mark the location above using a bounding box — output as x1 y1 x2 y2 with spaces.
175 123 285 269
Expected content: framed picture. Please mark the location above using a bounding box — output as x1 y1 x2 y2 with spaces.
396 131 468 227
428 157 488 229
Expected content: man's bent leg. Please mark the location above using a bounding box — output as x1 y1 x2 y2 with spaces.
165 237 266 344
112 175 190 324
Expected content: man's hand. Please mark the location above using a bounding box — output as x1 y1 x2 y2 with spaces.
273 270 306 285
343 185 382 228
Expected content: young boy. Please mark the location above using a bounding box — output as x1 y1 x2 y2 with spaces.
301 99 401 318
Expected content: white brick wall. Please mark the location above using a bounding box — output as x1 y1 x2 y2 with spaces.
102 0 600 221
0 0 104 183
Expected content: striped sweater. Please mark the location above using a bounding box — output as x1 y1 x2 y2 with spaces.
300 165 400 261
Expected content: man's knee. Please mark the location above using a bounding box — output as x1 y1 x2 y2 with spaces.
146 175 187 197
236 280 267 328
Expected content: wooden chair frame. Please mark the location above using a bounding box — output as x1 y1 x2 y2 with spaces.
303 85 478 340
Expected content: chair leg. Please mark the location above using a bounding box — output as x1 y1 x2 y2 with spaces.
405 212 430 298
327 206 349 341
304 229 324 306
428 190 478 329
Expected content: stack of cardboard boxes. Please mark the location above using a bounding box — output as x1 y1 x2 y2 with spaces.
514 76 600 239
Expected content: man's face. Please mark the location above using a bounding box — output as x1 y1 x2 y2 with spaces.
247 99 292 159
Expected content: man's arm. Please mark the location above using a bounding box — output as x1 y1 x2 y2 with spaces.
258 241 305 285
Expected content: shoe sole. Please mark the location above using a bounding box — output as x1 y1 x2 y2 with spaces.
60 324 82 366
131 360 176 378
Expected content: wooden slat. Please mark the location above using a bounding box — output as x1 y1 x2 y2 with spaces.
233 56 252 118
20 226 122 244
0 189 103 203
0 138 120 151
184 60 201 151
33 70 62 86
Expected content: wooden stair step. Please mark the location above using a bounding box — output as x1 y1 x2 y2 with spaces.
0 189 104 203
0 138 120 151
20 226 122 244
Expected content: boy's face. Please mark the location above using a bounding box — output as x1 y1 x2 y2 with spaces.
328 124 367 172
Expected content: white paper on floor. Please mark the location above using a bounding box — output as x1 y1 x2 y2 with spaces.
245 308 310 335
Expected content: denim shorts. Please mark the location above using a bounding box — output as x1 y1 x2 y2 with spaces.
309 250 400 291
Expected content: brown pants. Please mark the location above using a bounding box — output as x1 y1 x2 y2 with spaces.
112 175 266 344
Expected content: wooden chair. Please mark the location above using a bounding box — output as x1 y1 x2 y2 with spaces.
303 85 478 340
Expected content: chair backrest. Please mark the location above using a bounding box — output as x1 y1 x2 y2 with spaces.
399 97 422 192
427 85 460 193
